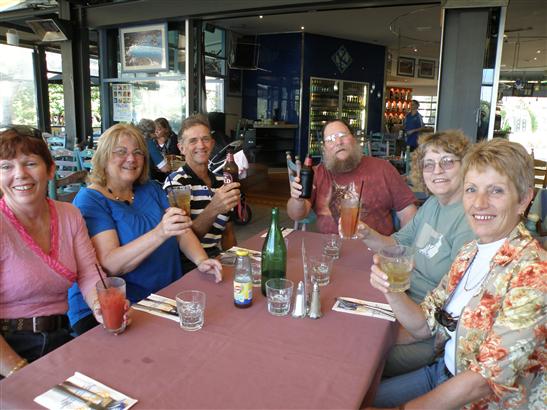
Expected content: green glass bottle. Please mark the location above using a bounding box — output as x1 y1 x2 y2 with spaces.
261 207 287 296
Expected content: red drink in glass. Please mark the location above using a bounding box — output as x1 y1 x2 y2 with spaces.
96 277 126 333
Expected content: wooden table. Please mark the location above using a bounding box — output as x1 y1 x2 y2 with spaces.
0 231 395 409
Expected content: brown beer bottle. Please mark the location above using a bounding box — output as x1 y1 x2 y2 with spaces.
299 155 314 199
223 148 239 184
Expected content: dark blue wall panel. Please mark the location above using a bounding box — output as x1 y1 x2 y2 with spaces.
242 32 385 158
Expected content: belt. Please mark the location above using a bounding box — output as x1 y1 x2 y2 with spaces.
0 315 68 334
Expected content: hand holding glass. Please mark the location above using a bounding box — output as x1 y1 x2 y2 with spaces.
377 245 414 292
166 185 191 215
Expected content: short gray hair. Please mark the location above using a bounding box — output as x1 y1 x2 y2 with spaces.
137 118 156 139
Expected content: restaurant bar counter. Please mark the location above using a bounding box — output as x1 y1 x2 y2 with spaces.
0 231 396 409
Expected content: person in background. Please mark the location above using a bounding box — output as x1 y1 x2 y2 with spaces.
68 124 222 335
369 139 545 410
154 117 180 156
137 118 170 182
0 126 106 377
403 100 432 150
164 114 239 272
288 119 417 236
357 130 475 377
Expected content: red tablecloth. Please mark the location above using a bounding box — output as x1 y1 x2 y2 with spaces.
0 230 395 409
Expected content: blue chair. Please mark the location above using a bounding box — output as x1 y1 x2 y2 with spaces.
52 148 80 178
294 210 317 231
76 148 95 171
46 135 66 150
48 170 88 202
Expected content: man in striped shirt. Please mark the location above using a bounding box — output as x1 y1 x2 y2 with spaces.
164 114 239 271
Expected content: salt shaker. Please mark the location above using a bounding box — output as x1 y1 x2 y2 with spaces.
291 281 307 318
308 282 322 319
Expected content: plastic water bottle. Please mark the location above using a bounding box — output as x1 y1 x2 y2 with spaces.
234 250 253 308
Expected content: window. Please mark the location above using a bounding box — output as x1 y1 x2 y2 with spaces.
0 45 38 126
203 25 226 112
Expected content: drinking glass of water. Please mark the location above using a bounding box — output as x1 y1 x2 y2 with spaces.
265 278 294 316
176 290 206 331
323 234 342 259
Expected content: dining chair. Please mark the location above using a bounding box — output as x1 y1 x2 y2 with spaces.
48 170 88 202
533 159 547 191
46 135 66 150
75 148 95 171
166 154 184 171
51 149 80 178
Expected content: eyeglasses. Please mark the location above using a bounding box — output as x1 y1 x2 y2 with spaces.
422 157 460 173
434 306 459 332
112 148 145 159
186 135 213 146
324 131 352 145
0 125 44 141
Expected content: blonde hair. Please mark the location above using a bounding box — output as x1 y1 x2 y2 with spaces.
410 130 470 193
462 138 533 202
89 124 150 186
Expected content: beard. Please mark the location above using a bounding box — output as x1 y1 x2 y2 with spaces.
323 142 362 174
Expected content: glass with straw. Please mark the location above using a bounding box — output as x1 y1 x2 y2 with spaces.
95 264 126 334
339 180 364 239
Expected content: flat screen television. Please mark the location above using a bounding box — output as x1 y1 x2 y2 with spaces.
229 37 259 70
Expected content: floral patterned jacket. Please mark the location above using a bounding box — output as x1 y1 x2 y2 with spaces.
421 223 546 410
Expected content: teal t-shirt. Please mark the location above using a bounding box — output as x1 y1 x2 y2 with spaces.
392 196 475 303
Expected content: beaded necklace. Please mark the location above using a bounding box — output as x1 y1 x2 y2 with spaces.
107 187 134 205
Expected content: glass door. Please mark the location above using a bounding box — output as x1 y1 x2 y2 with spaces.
308 77 339 156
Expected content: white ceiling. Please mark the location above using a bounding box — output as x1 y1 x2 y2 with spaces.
211 0 547 78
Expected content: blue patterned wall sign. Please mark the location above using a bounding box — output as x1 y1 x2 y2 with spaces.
332 45 352 73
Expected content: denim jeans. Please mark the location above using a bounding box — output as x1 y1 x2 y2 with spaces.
4 328 72 363
373 357 453 407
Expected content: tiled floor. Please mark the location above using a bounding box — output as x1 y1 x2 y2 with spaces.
233 203 293 242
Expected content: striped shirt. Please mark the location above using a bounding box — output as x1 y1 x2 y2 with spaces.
163 165 229 255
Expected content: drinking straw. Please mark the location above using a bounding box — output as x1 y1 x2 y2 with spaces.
354 180 365 233
95 264 108 289
166 174 180 209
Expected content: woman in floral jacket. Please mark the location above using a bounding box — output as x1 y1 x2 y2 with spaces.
369 139 545 410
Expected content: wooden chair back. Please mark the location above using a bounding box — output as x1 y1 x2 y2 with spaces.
76 148 95 170
533 159 547 191
48 170 88 202
166 154 184 171
52 148 80 178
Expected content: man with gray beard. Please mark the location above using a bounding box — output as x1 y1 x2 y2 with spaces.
287 119 417 235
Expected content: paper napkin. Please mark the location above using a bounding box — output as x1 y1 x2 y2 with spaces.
34 371 137 409
332 297 396 322
132 293 179 322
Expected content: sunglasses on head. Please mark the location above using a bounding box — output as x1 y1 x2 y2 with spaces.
0 125 44 141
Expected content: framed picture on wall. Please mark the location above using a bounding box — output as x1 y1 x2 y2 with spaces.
228 68 242 96
120 23 169 73
417 59 436 79
397 57 415 77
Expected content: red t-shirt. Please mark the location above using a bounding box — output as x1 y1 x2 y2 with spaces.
310 156 416 235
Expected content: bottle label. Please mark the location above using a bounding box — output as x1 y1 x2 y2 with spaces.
234 280 253 306
223 171 234 184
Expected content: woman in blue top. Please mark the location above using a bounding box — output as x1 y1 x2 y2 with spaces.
403 100 431 150
68 124 222 335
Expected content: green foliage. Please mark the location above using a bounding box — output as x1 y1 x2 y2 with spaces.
11 83 38 125
48 84 101 127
